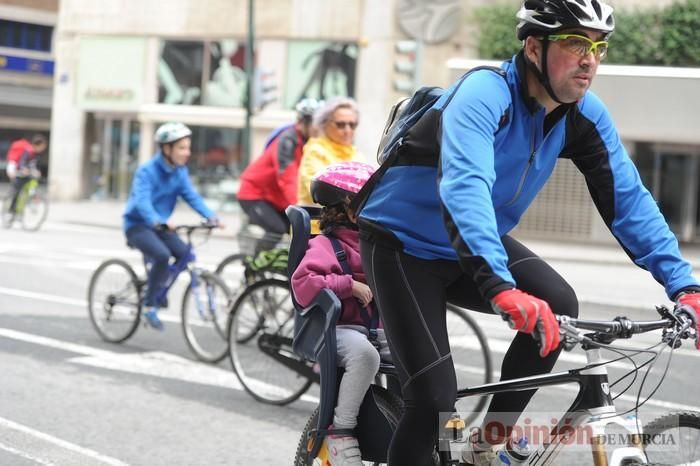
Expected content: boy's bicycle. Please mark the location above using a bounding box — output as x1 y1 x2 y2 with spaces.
2 176 48 231
87 223 233 362
294 306 700 465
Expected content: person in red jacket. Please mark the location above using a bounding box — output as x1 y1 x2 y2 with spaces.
4 134 47 219
237 98 319 251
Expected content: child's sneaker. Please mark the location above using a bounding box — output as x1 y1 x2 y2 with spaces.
326 432 362 466
461 428 501 466
143 308 164 331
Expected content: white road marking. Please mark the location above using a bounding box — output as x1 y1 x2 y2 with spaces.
0 327 319 404
0 417 129 466
0 440 55 466
0 287 87 307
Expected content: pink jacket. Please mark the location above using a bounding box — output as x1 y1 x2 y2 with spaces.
291 227 378 327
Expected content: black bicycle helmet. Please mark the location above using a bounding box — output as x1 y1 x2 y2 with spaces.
516 0 615 40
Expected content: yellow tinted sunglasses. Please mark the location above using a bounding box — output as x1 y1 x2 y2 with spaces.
546 33 609 59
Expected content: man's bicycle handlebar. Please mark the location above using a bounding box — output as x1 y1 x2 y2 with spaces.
556 305 696 349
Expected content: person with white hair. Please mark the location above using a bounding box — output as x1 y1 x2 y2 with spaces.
297 96 365 205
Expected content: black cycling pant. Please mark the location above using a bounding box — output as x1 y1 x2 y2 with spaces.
238 199 289 252
360 230 578 466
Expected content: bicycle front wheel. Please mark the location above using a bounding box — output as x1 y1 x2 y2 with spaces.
1 195 14 228
643 411 700 465
87 259 142 343
181 271 232 363
21 190 48 231
447 303 493 426
228 278 313 405
215 253 250 298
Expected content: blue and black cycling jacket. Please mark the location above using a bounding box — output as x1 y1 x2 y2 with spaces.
360 52 699 300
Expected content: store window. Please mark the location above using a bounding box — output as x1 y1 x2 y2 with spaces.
284 41 358 108
158 39 258 108
0 20 53 52
186 125 244 208
158 41 205 105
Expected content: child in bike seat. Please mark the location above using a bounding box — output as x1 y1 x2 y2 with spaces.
291 161 391 466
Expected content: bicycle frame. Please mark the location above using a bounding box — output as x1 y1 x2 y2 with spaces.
444 333 667 465
140 226 214 318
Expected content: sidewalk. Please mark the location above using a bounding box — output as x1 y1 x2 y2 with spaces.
46 199 700 313
47 199 700 267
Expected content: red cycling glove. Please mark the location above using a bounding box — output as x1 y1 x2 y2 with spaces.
491 288 561 357
676 292 700 350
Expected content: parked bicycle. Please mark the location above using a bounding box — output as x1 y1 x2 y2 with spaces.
87 223 232 362
2 175 48 231
227 274 494 409
295 306 700 465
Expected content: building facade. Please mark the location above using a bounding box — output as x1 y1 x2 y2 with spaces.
49 0 700 245
0 0 56 181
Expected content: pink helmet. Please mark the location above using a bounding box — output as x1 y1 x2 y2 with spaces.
310 161 375 206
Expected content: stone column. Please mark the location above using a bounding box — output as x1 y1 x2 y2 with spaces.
49 31 86 200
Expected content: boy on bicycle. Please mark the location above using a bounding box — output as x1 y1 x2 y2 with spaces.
356 1 700 465
123 122 220 330
4 134 47 222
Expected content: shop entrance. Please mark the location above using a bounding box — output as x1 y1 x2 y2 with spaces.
86 114 140 200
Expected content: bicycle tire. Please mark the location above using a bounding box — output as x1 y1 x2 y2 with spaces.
293 386 404 466
642 410 700 465
228 278 313 405
87 259 142 343
20 189 48 231
215 253 262 343
215 253 251 296
181 270 232 363
1 194 14 228
446 303 493 426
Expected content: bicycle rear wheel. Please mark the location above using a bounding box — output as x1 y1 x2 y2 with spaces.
643 411 700 465
21 189 48 231
181 271 232 363
293 386 404 466
87 259 142 343
447 303 493 426
228 278 313 405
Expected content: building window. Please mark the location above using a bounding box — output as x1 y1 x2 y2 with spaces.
0 20 53 52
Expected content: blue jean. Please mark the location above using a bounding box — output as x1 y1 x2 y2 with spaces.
125 224 189 307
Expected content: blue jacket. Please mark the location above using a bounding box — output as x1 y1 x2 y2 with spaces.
123 153 215 232
361 52 699 300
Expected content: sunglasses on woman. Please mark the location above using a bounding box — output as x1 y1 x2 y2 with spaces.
331 120 358 130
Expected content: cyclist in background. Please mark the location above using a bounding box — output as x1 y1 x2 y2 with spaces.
237 98 320 251
357 1 700 465
123 122 220 330
4 134 47 221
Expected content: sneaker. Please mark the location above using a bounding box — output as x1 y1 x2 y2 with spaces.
326 433 362 466
461 428 501 466
142 309 164 331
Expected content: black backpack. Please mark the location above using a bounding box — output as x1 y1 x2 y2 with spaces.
350 66 509 216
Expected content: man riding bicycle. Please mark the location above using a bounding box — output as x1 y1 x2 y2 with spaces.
356 1 700 465
237 98 320 252
4 134 47 223
123 122 220 330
